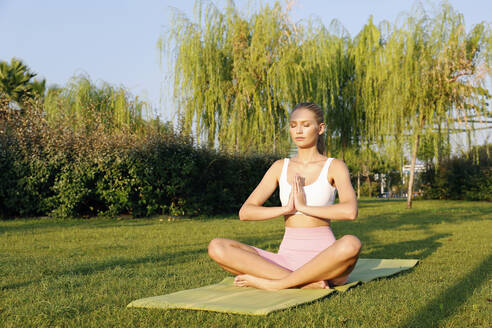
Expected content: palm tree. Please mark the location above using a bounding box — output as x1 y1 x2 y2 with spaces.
0 58 46 107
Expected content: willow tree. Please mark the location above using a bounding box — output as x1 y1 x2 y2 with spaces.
301 20 357 159
44 74 150 134
164 0 306 154
346 17 389 196
165 0 372 156
365 3 490 208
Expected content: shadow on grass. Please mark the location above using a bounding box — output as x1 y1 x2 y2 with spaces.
357 199 407 208
0 281 33 290
65 229 284 277
0 248 205 291
359 199 407 203
361 233 451 259
0 218 162 234
362 206 489 230
336 203 490 244
0 211 242 234
330 200 490 263
1 232 284 291
400 254 491 328
62 249 207 276
0 219 84 234
0 218 99 234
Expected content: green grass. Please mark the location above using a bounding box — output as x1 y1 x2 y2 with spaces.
1 199 491 327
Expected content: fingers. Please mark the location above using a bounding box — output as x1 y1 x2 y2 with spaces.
296 175 303 188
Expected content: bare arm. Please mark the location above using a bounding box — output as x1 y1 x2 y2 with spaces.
296 159 358 221
239 160 292 221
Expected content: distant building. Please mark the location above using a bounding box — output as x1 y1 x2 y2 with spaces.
401 164 426 175
401 163 426 186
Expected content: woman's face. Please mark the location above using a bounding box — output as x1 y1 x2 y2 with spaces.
289 108 325 148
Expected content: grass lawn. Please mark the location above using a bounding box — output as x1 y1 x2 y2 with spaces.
1 199 491 327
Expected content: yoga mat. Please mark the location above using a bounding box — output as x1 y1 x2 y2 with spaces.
127 258 418 315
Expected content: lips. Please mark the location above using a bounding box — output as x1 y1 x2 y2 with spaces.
295 137 305 140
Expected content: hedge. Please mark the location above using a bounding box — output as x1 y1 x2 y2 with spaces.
0 98 282 219
420 145 491 201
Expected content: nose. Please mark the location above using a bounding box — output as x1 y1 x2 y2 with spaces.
296 125 303 134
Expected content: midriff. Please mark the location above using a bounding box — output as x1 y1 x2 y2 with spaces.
284 213 331 228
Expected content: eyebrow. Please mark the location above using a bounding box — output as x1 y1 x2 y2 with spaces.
289 120 312 123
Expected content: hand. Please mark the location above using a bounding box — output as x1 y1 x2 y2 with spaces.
284 186 296 215
294 174 307 210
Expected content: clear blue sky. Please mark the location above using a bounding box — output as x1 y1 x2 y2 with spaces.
1 0 491 145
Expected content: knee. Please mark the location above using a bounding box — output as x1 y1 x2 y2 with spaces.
338 235 362 259
208 238 227 262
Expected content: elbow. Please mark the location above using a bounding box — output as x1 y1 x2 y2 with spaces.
238 206 248 221
347 207 358 221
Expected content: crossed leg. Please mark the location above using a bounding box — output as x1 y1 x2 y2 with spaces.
208 238 328 288
208 238 291 278
208 235 361 290
233 235 362 290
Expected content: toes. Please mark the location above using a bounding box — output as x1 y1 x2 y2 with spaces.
235 281 247 287
234 275 247 287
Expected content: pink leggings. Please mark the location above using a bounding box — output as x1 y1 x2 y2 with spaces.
252 226 337 272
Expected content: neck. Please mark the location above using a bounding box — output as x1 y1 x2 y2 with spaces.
294 147 323 163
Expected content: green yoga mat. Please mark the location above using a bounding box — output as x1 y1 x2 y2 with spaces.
127 258 418 315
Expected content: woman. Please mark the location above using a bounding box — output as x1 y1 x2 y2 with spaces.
208 102 361 290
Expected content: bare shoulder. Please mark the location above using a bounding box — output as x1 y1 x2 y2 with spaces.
329 158 356 202
272 158 285 168
267 158 284 172
329 158 350 175
269 159 285 182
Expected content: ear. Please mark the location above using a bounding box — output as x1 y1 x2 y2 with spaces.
318 122 326 135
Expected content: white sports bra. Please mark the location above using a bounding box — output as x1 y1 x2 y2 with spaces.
279 158 337 214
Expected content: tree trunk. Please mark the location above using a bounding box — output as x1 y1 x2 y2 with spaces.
380 173 384 195
368 174 372 198
357 171 360 199
406 133 421 209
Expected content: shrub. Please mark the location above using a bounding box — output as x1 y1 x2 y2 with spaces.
0 94 281 219
421 145 491 201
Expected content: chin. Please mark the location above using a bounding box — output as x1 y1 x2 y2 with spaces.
294 141 314 147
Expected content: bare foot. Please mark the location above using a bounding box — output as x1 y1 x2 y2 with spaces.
300 280 330 289
329 275 349 287
234 274 280 291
